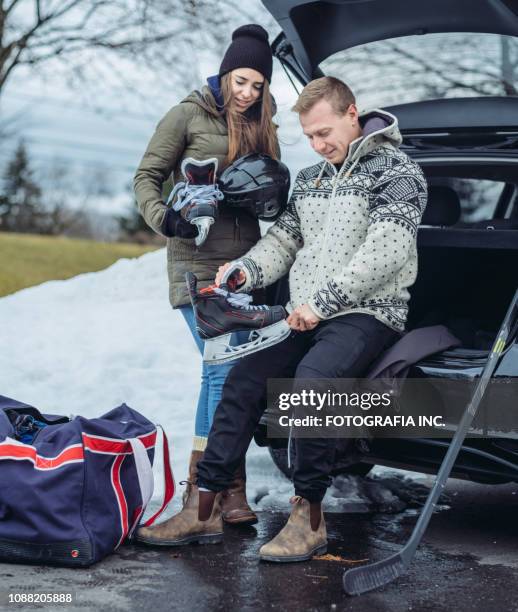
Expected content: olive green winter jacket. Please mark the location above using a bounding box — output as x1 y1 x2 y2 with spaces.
134 86 262 307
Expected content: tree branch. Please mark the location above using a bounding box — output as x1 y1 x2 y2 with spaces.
4 0 24 16
0 0 272 98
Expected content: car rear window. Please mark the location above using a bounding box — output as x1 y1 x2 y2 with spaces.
321 32 518 109
438 178 504 222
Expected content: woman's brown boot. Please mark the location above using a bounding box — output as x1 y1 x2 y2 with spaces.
221 458 258 525
182 450 204 505
136 486 223 546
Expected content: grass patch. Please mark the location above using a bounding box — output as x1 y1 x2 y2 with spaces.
0 232 161 297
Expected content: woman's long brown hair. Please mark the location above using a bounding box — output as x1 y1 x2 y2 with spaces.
218 73 279 165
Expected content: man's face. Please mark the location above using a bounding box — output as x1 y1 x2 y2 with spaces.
300 99 360 165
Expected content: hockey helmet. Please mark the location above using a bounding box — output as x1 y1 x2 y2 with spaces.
218 154 290 220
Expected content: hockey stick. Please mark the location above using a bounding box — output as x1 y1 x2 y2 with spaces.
343 288 518 596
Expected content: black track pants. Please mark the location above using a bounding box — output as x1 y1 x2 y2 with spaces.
197 313 399 502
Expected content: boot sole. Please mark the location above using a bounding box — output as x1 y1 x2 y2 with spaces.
223 515 258 526
135 532 223 547
259 542 328 563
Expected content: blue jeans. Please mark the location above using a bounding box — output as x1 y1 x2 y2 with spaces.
179 305 249 446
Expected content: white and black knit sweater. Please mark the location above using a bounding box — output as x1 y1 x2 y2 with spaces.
238 109 428 332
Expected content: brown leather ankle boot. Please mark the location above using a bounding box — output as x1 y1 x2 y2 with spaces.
135 484 223 546
182 450 204 505
221 459 258 525
198 489 218 521
259 496 327 562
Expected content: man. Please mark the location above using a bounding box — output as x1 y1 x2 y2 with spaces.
137 76 427 561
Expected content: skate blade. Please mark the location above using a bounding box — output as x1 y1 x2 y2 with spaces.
192 216 215 247
203 320 291 364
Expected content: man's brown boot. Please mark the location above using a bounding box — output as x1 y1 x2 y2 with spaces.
259 496 327 562
135 486 223 546
182 450 204 505
221 459 258 525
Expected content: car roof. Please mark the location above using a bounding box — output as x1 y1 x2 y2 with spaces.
262 0 518 80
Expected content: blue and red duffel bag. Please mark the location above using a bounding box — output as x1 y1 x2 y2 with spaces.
0 394 174 566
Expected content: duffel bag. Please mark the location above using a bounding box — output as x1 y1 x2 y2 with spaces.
0 394 174 567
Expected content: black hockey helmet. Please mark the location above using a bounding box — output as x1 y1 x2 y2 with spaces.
218 154 290 220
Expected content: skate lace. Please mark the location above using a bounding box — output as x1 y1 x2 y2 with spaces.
167 181 224 211
212 287 269 311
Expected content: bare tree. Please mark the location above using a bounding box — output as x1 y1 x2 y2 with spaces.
0 107 22 141
36 158 123 238
0 1 272 101
0 139 43 232
117 180 162 245
37 157 89 236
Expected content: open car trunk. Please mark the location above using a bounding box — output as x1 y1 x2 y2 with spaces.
263 0 518 83
408 229 518 350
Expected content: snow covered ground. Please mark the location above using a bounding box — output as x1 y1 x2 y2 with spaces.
0 250 430 517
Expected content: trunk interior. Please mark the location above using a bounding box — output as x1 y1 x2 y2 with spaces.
408 230 518 349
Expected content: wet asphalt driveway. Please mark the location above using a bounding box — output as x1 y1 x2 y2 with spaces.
1 476 517 612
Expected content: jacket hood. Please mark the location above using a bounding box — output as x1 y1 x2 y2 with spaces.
351 108 402 159
180 85 222 118
207 74 225 110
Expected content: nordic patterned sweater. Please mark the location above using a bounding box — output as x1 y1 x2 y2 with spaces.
237 109 428 332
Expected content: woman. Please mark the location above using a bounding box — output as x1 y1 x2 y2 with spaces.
134 24 279 534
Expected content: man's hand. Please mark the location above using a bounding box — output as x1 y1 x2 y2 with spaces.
286 304 321 331
215 262 246 287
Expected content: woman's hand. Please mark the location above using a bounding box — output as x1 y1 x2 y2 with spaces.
215 262 246 287
286 304 320 331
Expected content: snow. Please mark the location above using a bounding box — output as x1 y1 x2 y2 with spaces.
0 250 428 517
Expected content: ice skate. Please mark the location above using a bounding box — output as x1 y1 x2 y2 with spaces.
167 157 224 247
185 270 291 364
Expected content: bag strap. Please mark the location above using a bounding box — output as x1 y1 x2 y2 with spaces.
126 437 154 538
142 425 175 527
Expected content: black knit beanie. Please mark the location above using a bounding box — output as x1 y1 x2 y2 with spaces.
219 24 272 83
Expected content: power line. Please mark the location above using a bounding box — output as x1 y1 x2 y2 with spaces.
0 149 136 175
3 89 167 123
20 134 144 157
28 124 152 145
0 133 147 171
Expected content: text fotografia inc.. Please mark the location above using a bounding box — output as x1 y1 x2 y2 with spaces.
278 414 446 428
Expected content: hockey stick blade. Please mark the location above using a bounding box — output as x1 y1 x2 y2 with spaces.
343 552 406 596
343 287 518 596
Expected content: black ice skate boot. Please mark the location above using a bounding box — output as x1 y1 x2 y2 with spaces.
185 272 290 364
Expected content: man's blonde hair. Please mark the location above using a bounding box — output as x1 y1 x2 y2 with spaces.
292 76 356 116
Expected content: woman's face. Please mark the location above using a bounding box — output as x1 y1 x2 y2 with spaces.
229 68 265 113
